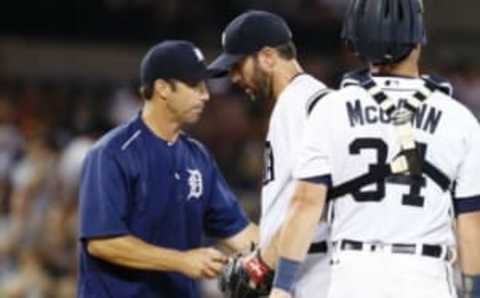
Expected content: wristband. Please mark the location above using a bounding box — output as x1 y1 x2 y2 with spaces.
462 274 480 297
272 257 301 293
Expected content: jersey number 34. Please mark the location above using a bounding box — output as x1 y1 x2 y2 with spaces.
349 137 430 208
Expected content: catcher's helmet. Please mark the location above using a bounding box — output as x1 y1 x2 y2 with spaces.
342 0 427 65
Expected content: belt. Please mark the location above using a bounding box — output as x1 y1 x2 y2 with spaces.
335 239 452 261
308 241 328 254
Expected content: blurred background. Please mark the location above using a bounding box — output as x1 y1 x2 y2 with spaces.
0 0 479 297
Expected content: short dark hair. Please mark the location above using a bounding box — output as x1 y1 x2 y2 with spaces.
275 41 297 60
252 41 297 64
139 83 153 100
139 79 177 100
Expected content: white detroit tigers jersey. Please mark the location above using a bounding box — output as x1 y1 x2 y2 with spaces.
260 73 329 246
294 74 480 246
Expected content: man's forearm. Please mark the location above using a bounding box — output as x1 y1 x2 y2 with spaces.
260 225 282 268
277 192 326 261
457 211 480 274
262 182 327 267
259 183 328 268
87 235 184 272
268 181 327 297
218 223 259 253
456 211 480 297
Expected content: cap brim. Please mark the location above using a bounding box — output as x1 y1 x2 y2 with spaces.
182 67 222 86
207 53 244 78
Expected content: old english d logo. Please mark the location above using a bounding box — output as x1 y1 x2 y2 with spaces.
187 169 203 200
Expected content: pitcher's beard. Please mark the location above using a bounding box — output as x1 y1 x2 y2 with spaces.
251 63 274 102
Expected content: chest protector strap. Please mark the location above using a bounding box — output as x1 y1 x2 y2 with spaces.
329 71 451 199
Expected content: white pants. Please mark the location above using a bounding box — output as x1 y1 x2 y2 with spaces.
293 253 331 298
327 250 456 298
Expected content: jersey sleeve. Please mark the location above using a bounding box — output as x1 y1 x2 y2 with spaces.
293 97 333 181
453 116 480 214
78 148 130 240
203 159 249 238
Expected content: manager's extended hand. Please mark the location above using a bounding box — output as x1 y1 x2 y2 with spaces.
179 247 228 279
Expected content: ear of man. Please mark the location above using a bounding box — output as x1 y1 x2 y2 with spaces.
256 47 278 73
154 79 175 99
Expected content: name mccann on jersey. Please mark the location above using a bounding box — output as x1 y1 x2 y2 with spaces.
346 99 443 134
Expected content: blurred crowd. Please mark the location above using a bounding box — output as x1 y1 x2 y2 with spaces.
2 0 347 50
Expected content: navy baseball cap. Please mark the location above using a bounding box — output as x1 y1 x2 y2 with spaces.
208 10 293 77
141 40 216 86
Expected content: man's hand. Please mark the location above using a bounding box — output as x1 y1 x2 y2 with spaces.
268 288 291 298
179 247 228 279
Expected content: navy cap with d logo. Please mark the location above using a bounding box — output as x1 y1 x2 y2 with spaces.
141 40 216 86
208 10 293 77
